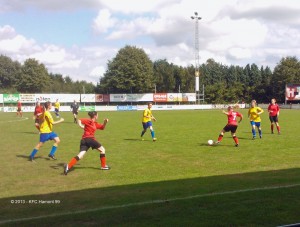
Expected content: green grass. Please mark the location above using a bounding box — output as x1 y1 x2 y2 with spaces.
1 109 300 226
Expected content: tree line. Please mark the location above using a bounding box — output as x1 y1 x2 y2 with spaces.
97 46 300 103
0 56 95 94
1 45 300 103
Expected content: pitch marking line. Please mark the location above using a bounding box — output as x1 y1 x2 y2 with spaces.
0 117 29 123
1 183 300 225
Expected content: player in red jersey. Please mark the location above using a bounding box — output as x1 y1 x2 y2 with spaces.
215 106 243 147
63 111 110 175
267 98 281 134
16 100 22 117
33 101 44 131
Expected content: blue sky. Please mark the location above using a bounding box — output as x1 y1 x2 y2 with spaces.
0 9 96 47
0 0 299 84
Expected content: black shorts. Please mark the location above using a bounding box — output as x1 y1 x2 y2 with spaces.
223 124 238 133
80 138 101 152
55 108 59 113
269 116 278 123
17 107 22 112
73 111 78 115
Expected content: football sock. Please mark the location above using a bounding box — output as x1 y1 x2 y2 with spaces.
141 131 146 137
49 145 57 156
258 129 262 137
30 149 38 158
68 156 79 169
100 154 106 167
217 134 223 142
151 130 155 139
271 124 274 132
252 128 256 137
233 136 239 144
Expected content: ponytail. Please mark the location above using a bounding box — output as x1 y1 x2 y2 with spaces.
44 101 51 111
88 111 98 118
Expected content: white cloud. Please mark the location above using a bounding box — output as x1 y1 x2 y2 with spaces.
178 43 189 52
0 0 101 12
207 17 268 52
0 25 16 39
1 0 300 84
0 25 83 79
93 9 117 34
0 35 35 53
99 0 177 14
0 25 36 54
228 48 252 60
89 65 105 78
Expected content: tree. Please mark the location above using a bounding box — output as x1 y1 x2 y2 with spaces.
201 59 225 85
255 66 273 103
185 65 197 93
0 55 22 92
97 45 154 93
17 58 50 93
153 59 175 92
205 82 227 104
49 73 66 93
226 65 238 85
173 66 192 93
272 56 300 102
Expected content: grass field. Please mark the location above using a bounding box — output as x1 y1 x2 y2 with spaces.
0 108 300 226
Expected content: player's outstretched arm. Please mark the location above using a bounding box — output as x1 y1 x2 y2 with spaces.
222 110 228 115
53 118 64 125
77 119 84 129
103 119 109 128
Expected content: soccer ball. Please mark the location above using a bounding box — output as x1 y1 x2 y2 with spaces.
207 140 214 146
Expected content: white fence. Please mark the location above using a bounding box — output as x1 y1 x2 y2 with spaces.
1 104 246 113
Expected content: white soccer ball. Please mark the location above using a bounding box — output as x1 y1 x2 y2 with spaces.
207 140 214 146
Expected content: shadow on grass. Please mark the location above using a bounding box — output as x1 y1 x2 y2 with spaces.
241 131 276 135
16 155 51 161
124 138 153 142
49 163 99 174
1 168 300 226
49 162 66 170
237 136 253 140
198 143 237 147
124 138 142 141
15 131 39 135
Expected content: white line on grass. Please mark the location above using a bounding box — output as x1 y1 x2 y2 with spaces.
0 117 29 123
277 223 300 227
1 183 300 225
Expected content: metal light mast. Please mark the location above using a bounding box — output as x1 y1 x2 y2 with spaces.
191 12 204 103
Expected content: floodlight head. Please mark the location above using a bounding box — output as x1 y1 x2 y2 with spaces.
191 16 195 19
198 17 202 20
195 12 198 16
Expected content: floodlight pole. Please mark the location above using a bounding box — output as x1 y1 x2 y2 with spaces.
191 12 204 104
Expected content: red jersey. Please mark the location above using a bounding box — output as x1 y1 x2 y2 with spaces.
227 111 242 126
34 106 44 118
17 101 22 108
268 104 279 117
81 118 105 139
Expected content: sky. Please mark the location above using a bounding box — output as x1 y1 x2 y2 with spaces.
0 0 299 84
